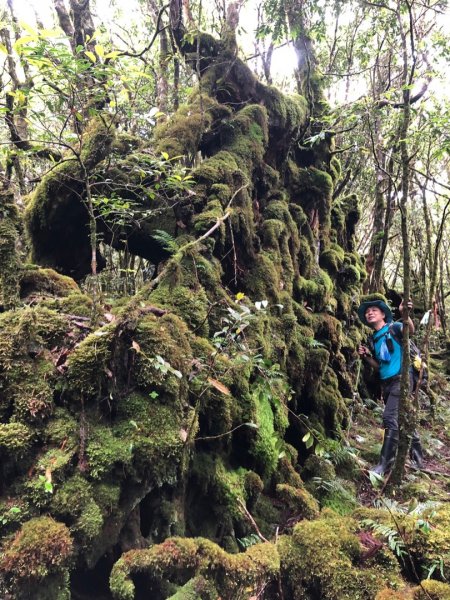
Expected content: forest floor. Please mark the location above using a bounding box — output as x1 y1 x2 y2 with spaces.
349 377 450 507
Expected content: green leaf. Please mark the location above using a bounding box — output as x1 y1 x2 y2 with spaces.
369 471 383 488
161 151 169 160
302 432 311 443
84 50 97 63
95 44 105 58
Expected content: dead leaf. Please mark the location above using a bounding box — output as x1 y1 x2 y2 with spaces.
45 467 52 483
208 377 231 396
104 312 115 323
131 341 141 353
179 429 188 442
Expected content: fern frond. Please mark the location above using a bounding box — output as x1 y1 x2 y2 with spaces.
152 229 177 254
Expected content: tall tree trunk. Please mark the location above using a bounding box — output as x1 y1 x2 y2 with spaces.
389 1 415 488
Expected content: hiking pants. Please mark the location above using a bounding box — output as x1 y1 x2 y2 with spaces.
381 372 413 431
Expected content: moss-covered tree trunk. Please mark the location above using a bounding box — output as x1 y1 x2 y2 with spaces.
4 13 449 600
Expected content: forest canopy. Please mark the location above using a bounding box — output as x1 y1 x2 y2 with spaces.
1 0 450 599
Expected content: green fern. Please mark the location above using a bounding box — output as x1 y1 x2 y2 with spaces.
237 534 262 549
152 229 178 254
360 518 406 558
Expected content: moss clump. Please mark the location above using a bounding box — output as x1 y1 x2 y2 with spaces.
44 407 78 447
320 243 345 275
248 383 282 479
290 165 333 217
86 424 133 479
331 194 360 250
260 85 308 134
20 267 79 299
71 498 103 546
109 536 280 600
245 251 282 303
192 199 224 237
220 104 269 170
279 513 393 599
410 503 450 580
0 422 33 454
276 483 320 519
25 120 115 278
41 292 93 317
0 516 72 584
302 454 336 481
115 393 186 485
413 580 450 599
131 313 192 403
329 155 342 183
168 576 219 600
295 269 334 312
150 285 210 336
191 454 250 521
51 474 105 548
154 93 231 158
66 323 114 395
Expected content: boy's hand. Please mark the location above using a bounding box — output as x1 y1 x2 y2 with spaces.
358 345 370 356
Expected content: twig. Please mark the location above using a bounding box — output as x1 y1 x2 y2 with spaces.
237 498 269 543
195 422 257 441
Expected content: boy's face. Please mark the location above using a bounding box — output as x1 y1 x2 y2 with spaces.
364 306 386 328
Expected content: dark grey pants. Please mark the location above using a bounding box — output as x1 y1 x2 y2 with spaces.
381 373 413 430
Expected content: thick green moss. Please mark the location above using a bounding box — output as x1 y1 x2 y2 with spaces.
41 292 93 317
220 104 268 169
311 367 348 432
320 243 345 275
279 513 396 599
413 580 450 599
25 120 115 277
410 503 450 580
150 285 210 336
290 165 333 216
131 313 192 401
115 392 186 485
154 94 231 158
0 422 33 454
110 536 280 600
167 576 219 600
245 252 281 303
192 199 224 237
0 516 72 584
67 324 114 395
19 267 79 299
329 155 342 183
276 483 319 519
0 193 21 309
260 86 308 133
295 269 334 312
250 389 283 478
331 194 361 250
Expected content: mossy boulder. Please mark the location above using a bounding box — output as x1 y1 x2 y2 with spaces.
109 536 280 600
279 511 398 599
0 516 72 598
19 267 79 300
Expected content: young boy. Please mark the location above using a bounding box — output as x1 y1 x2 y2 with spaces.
357 296 423 475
